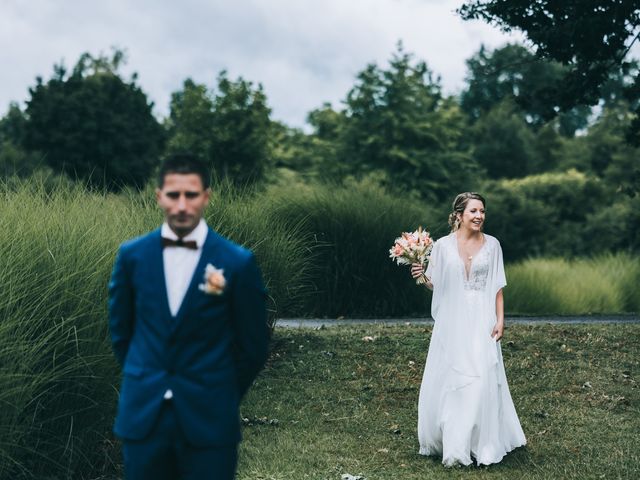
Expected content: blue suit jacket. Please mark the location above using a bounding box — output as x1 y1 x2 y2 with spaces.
108 227 269 447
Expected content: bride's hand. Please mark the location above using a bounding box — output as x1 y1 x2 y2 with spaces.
411 263 424 279
411 263 433 290
491 321 504 341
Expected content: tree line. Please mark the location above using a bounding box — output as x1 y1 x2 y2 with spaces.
0 1 638 260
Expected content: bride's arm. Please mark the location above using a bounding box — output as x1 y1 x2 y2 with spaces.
491 289 505 341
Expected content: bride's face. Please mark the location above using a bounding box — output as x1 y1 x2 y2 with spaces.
458 199 485 232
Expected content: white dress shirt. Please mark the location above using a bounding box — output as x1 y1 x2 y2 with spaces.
161 219 208 316
160 219 208 400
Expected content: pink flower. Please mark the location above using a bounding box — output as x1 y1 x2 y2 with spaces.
389 226 434 268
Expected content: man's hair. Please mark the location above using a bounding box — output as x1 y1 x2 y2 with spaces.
157 153 211 189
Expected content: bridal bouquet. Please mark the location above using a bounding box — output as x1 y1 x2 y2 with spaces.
389 227 433 285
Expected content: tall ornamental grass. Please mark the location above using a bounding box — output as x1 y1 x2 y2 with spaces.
506 254 640 315
260 178 447 317
198 182 313 319
0 177 140 478
0 176 311 478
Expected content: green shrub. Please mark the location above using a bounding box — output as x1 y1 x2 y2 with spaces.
583 194 640 254
483 169 607 260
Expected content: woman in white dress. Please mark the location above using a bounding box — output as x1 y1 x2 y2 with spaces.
411 192 526 466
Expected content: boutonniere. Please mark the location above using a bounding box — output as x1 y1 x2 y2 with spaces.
198 264 226 295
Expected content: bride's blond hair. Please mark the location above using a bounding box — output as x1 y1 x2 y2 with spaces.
448 192 486 232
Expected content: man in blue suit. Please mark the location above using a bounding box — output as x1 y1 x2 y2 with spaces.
109 153 269 479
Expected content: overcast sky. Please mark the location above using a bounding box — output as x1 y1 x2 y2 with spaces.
1 0 526 127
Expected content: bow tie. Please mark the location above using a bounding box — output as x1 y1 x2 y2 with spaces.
161 237 198 250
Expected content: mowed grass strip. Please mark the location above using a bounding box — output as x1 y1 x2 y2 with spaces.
238 324 639 480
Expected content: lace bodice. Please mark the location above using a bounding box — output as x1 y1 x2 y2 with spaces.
463 247 490 292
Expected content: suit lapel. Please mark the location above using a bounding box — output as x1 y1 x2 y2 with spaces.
171 228 216 331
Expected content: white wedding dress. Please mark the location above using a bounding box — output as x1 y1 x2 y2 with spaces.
417 233 526 466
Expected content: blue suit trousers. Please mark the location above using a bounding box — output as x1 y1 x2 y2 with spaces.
123 401 238 480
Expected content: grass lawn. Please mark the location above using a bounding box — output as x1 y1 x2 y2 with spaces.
238 324 639 480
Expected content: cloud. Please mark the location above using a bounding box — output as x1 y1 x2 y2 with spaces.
0 0 522 126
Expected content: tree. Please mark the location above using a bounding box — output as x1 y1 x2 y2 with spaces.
166 73 273 185
23 51 164 190
270 113 344 180
336 45 481 202
210 73 272 185
0 103 27 145
458 0 640 192
462 43 591 135
584 103 640 193
0 103 42 176
166 79 215 161
470 99 537 178
598 59 640 110
458 1 640 109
